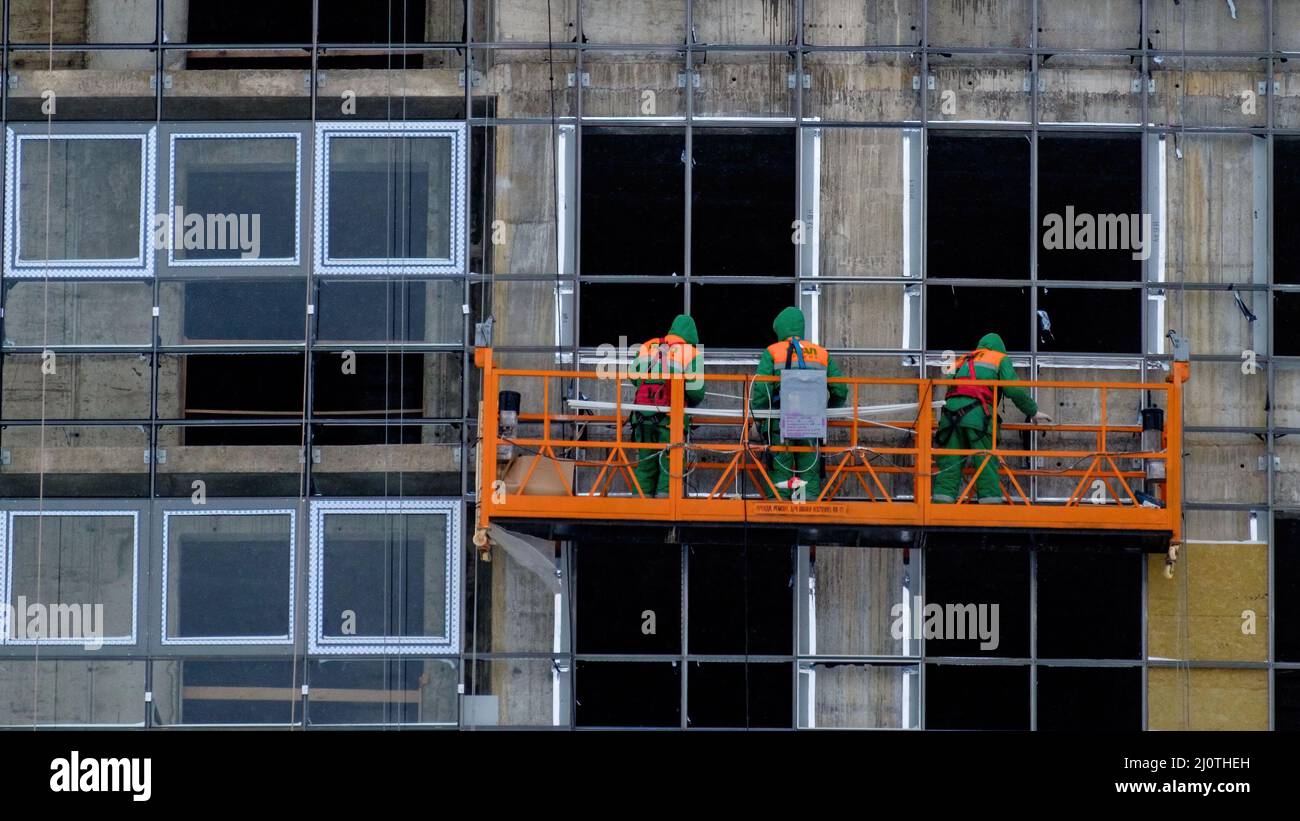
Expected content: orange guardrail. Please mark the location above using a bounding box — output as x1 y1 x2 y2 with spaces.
472 348 1187 547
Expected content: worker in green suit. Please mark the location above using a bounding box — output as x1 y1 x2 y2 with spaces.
629 314 704 498
751 306 848 500
932 332 1053 504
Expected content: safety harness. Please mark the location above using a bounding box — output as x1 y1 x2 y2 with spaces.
940 349 1001 437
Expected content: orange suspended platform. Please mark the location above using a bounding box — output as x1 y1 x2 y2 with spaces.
472 347 1188 550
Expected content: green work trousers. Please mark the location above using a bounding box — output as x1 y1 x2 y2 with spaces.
932 423 1001 501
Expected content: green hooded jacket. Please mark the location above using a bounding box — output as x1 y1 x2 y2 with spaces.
750 306 848 418
632 313 705 406
943 332 1038 427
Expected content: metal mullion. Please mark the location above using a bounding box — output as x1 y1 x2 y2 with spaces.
683 0 694 314
1268 0 1277 732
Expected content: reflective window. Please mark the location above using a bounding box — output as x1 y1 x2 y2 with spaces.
162 510 295 644
309 500 460 654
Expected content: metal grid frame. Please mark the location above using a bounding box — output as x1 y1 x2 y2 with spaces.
0 0 1290 730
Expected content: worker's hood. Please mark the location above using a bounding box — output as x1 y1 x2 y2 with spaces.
977 332 1007 354
667 314 699 345
772 306 805 340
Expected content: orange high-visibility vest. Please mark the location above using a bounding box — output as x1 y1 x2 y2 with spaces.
633 334 699 380
767 337 830 370
947 347 1006 412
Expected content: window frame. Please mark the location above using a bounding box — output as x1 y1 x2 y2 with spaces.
2 509 141 647
312 120 468 276
4 126 156 278
160 507 298 647
308 498 462 655
163 127 305 272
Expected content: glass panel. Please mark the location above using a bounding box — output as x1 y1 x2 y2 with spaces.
924 663 1030 729
309 425 463 497
687 662 791 729
15 137 143 264
8 512 137 643
316 279 462 344
317 0 436 44
1037 666 1141 730
318 510 452 643
1037 549 1142 660
0 661 145 727
1 354 151 421
152 659 302 726
463 658 569 727
2 281 153 347
307 659 458 726
7 51 156 120
159 279 308 344
155 424 305 498
9 0 156 42
326 135 454 261
163 511 294 641
170 136 299 263
924 542 1030 658
691 131 796 277
574 661 680 728
688 544 792 655
0 425 150 498
580 130 685 277
797 663 918 729
576 542 681 654
1037 288 1143 354
927 285 1032 352
926 132 1030 279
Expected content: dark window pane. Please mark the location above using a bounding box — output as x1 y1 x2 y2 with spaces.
1277 293 1300 356
319 512 450 641
575 661 680 728
688 544 793 655
581 131 685 276
1037 548 1141 660
182 280 306 341
318 0 429 43
327 136 453 260
186 0 313 43
690 283 795 348
172 136 297 262
154 660 300 725
316 280 429 342
168 513 293 639
1277 516 1300 662
181 353 304 445
1037 666 1141 731
1037 288 1141 354
1275 139 1300 286
924 543 1030 658
691 131 797 277
927 285 1030 353
307 659 456 726
927 133 1030 279
1037 134 1143 282
579 283 683 348
925 663 1029 730
687 662 791 729
1278 669 1300 731
576 542 681 654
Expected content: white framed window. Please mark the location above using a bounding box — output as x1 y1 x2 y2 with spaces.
4 128 156 278
313 121 467 275
161 508 296 646
3 511 140 646
166 131 303 268
308 499 461 655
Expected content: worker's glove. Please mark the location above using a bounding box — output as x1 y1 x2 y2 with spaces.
1030 412 1054 425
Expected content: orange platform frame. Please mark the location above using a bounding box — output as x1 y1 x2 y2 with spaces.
473 347 1188 548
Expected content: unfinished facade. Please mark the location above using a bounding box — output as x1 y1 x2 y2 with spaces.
0 0 1294 730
